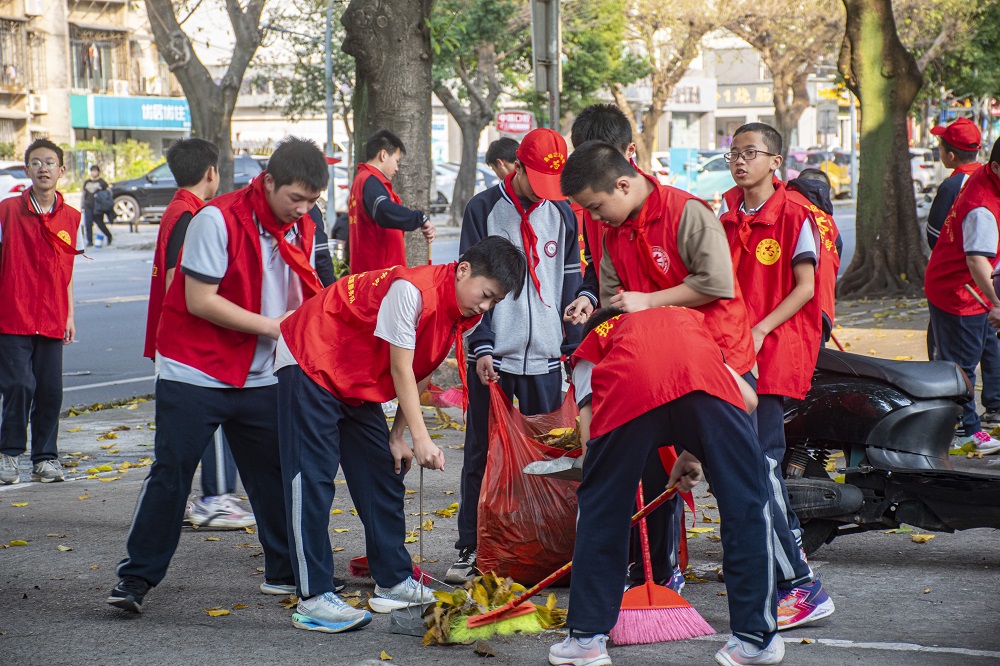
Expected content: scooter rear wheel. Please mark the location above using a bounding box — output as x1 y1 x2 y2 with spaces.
800 519 837 556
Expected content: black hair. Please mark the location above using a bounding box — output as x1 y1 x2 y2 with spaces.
940 138 979 164
571 104 633 153
991 137 1000 166
25 138 63 166
166 138 220 188
89 164 100 172
267 136 329 192
581 306 625 339
459 236 527 300
485 137 519 166
560 141 635 196
733 122 782 155
365 129 406 162
796 167 831 187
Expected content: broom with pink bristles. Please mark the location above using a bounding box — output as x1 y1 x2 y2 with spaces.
609 482 715 644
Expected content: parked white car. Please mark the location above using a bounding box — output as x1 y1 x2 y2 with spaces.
0 162 30 200
910 147 938 193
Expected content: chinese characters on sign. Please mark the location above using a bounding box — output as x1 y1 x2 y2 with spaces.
716 84 773 108
496 111 534 134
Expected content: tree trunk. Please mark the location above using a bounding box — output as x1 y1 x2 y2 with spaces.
343 0 434 267
771 66 811 178
144 0 263 194
837 0 925 297
433 81 492 227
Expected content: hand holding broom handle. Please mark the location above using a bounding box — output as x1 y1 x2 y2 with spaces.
467 481 681 628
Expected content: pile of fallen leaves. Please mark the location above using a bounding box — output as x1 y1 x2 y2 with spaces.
532 420 581 452
422 572 566 646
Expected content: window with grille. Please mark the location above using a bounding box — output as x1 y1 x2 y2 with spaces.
70 26 128 93
0 119 16 143
0 20 28 92
27 30 45 90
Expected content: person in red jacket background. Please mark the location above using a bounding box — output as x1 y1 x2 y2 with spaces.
108 137 328 615
719 122 834 631
924 136 1000 455
274 236 526 634
0 139 83 486
348 130 435 273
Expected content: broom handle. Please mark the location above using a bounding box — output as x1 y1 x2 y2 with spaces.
636 482 654 585
419 466 424 567
499 483 678 609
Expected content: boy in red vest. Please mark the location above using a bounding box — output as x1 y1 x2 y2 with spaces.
448 128 582 584
561 140 756 595
107 137 329 614
719 122 834 629
142 138 254 530
549 306 787 666
925 136 1000 455
0 139 83 485
274 236 526 633
348 129 435 273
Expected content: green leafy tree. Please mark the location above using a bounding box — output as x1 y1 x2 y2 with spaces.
431 0 531 225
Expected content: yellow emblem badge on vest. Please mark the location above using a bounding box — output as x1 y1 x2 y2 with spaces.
57 230 72 245
755 238 780 266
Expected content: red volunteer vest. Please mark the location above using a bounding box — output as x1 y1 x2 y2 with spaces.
925 164 1000 315
348 163 406 274
0 189 82 339
156 184 316 387
808 204 840 327
143 189 204 359
720 181 822 399
280 262 479 405
573 307 746 439
604 176 756 375
571 201 603 276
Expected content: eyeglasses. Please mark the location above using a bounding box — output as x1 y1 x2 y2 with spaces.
28 159 59 169
723 149 778 163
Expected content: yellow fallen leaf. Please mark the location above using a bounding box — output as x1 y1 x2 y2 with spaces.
78 494 89 501
923 588 931 594
333 547 345 552
126 403 139 410
349 508 358 516
98 476 122 482
404 536 418 543
205 537 220 542
97 432 118 441
279 595 299 609
868 349 877 355
334 480 346 485
9 540 28 546
422 518 434 531
380 650 393 661
11 502 28 507
57 545 73 552
800 638 814 644
911 534 935 543
244 526 255 534
85 468 99 474
203 608 230 617
100 443 116 450
96 464 113 472
405 490 416 495
232 603 248 610
442 490 455 495
893 355 914 361
330 509 343 515
67 426 82 433
333 528 350 533
687 527 715 534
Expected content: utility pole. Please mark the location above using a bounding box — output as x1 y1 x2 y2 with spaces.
530 0 561 130
324 0 336 224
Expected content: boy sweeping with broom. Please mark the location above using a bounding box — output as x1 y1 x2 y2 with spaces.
551 306 789 666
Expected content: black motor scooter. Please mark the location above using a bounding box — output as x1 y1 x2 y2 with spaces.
783 347 1000 555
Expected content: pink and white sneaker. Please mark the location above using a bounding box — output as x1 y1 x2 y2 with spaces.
548 634 611 666
186 494 256 529
777 579 835 629
715 635 784 665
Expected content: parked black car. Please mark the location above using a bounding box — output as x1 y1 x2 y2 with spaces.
110 155 264 225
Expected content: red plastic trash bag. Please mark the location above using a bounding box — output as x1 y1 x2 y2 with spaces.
476 381 581 585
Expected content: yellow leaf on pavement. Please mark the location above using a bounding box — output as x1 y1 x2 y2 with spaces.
11 502 27 507
244 526 255 534
380 650 393 661
333 528 350 533
892 355 914 361
330 509 343 515
98 476 122 482
67 426 82 433
9 540 28 546
233 603 248 609
404 536 418 543
203 608 230 617
205 537 220 542
97 432 118 441
333 547 345 552
687 527 715 534
96 464 114 472
78 494 89 501
911 534 935 543
422 518 434 531
57 545 73 552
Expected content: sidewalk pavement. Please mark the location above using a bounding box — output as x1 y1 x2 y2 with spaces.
3 303 1000 665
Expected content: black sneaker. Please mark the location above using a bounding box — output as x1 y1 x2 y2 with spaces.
981 409 1000 429
107 575 151 613
444 546 478 584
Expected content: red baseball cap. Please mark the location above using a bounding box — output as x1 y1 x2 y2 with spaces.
516 128 568 200
930 117 981 152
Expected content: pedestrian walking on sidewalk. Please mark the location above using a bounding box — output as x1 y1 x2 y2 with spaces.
82 165 113 247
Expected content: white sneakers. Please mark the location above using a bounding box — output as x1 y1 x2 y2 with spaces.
368 576 436 613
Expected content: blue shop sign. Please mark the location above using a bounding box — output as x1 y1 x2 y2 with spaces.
70 94 191 131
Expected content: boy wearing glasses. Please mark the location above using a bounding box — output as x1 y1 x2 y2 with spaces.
0 139 84 485
718 123 835 631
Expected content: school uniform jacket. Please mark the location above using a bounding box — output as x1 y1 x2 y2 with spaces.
720 181 822 399
924 164 1000 316
0 189 82 339
573 307 745 439
144 188 204 359
156 184 316 388
280 262 479 405
459 184 582 375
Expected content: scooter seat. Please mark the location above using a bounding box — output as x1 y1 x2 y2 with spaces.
816 348 971 401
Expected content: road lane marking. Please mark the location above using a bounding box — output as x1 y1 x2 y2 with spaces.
76 294 150 304
693 635 1000 658
63 376 155 392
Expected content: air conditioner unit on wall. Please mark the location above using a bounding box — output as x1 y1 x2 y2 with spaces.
27 93 47 115
24 0 43 16
110 79 129 96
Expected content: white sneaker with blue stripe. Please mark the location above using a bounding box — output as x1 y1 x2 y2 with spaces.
368 576 435 613
292 592 371 633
